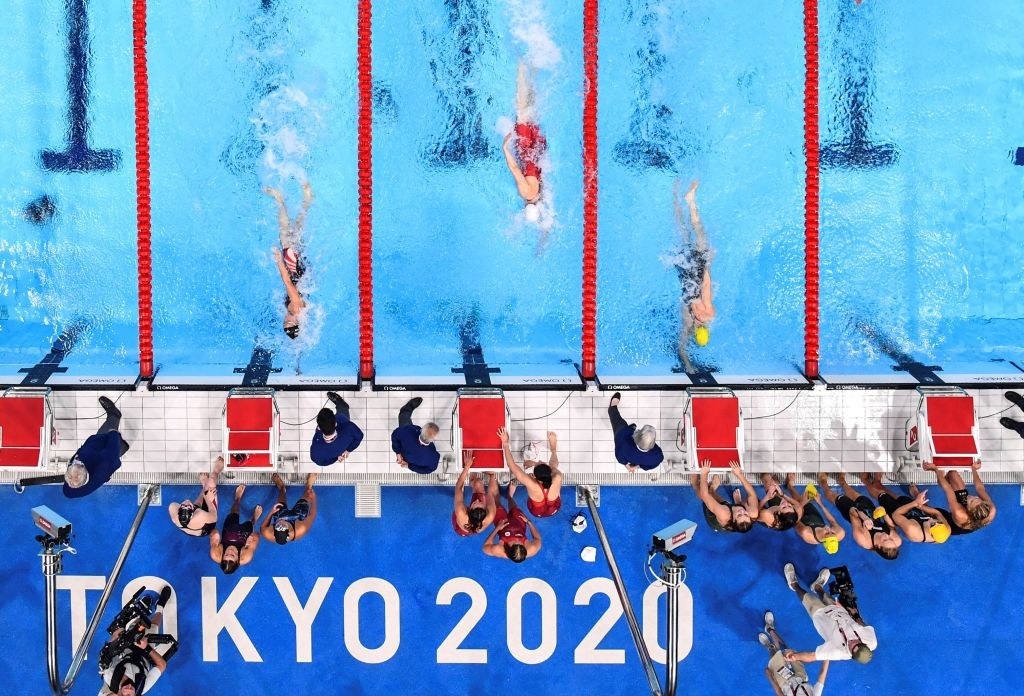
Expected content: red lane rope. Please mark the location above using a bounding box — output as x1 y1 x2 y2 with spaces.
803 0 820 379
132 0 154 378
357 0 374 381
581 0 599 380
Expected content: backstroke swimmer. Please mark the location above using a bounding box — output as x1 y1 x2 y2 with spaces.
266 181 314 340
670 179 716 372
502 61 546 225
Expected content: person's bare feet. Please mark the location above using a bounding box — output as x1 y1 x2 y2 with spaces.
234 485 245 502
272 473 285 489
710 474 721 490
547 431 558 451
858 472 873 486
688 474 700 488
818 473 831 488
306 473 317 487
508 480 518 498
302 181 314 201
909 483 920 497
252 504 264 522
264 186 284 203
212 455 225 477
836 472 849 486
627 464 639 472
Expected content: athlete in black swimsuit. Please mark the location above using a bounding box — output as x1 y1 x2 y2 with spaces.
819 473 902 560
862 472 951 543
689 460 758 533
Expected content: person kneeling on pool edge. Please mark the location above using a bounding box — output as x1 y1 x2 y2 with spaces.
483 482 542 563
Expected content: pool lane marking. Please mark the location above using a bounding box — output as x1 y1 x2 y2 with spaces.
40 0 121 173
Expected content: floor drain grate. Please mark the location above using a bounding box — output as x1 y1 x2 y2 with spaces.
355 483 381 518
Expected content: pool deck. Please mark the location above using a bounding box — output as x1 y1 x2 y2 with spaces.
6 385 1023 485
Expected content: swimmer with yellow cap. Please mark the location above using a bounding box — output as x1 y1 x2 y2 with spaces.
864 475 954 546
784 473 847 552
672 180 716 364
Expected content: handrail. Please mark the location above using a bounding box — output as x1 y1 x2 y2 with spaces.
43 484 157 695
580 486 663 696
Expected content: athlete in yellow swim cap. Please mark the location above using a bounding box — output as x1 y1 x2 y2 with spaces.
671 180 716 370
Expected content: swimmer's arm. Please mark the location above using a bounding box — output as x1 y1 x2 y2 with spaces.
526 520 542 556
240 531 260 564
208 532 222 563
502 133 533 198
259 505 278 540
733 464 760 514
972 469 993 504
700 267 714 312
454 460 471 506
482 524 503 555
275 253 305 309
818 503 845 538
303 487 318 532
167 503 181 527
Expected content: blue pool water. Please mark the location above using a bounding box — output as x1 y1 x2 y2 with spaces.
0 0 1021 384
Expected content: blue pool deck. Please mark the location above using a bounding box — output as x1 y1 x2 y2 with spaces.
2 385 1024 694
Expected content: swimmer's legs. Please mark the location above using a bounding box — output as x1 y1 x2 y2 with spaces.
684 180 708 250
515 61 535 124
265 187 292 245
293 181 314 237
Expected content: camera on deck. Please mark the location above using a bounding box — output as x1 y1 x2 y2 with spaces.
32 505 72 546
827 565 864 623
98 586 178 672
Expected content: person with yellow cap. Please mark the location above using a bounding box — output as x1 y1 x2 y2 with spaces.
668 179 716 371
785 473 846 553
817 473 902 561
859 471 951 544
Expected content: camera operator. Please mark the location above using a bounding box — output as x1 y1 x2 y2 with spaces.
99 628 167 695
781 562 877 664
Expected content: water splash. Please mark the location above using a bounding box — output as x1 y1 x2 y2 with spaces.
504 0 562 71
253 85 324 184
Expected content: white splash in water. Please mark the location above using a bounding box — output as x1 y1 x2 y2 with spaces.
504 0 562 71
252 85 324 184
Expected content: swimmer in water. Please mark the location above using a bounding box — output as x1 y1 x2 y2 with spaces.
266 182 313 340
671 180 716 371
502 62 546 224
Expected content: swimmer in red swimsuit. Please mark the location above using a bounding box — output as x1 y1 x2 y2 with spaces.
266 181 313 339
452 450 498 536
502 62 545 223
497 427 562 519
482 482 542 563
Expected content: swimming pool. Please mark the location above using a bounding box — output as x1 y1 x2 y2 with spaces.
0 0 1021 388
